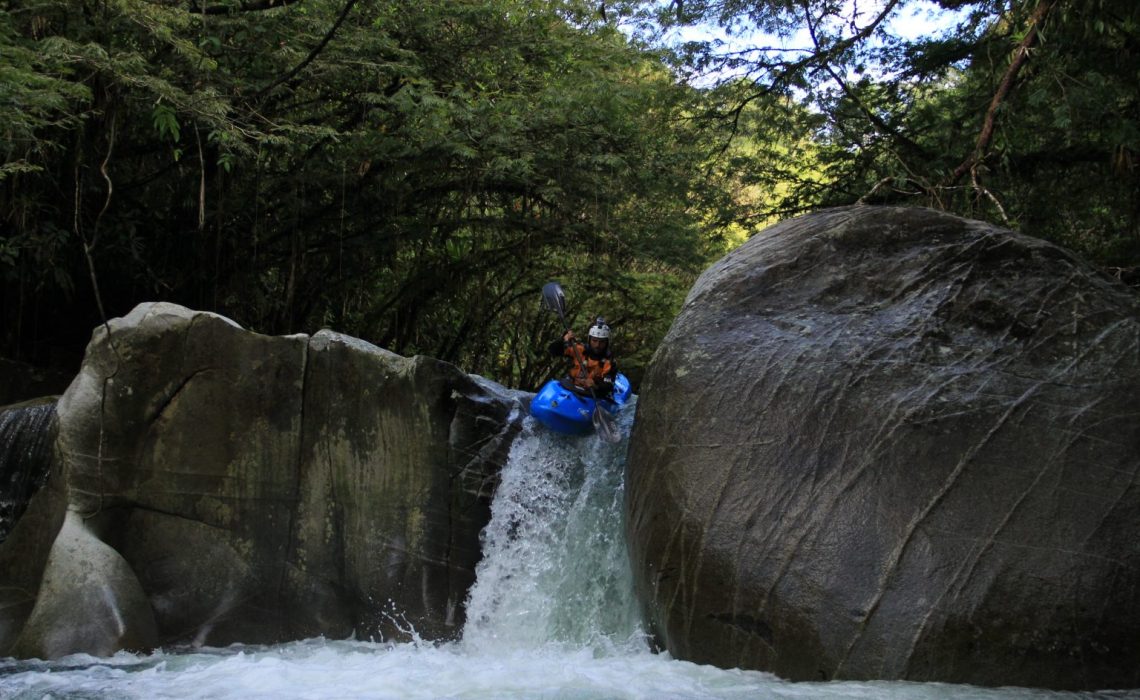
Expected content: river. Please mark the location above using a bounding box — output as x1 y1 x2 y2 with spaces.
1 402 1136 699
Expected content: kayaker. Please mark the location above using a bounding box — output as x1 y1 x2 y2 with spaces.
548 316 618 399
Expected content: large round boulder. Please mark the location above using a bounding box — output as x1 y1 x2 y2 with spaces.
625 206 1140 690
0 302 522 657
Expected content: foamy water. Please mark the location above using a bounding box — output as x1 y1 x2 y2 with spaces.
12 638 1124 700
2 405 1137 699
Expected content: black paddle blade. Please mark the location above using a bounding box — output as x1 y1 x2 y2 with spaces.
592 406 621 444
543 278 617 443
542 281 567 318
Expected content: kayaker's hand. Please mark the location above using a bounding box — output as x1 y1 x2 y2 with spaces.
563 330 575 343
583 376 595 388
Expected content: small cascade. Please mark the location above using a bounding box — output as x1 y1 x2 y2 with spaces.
461 398 644 654
0 401 57 542
1 392 1133 699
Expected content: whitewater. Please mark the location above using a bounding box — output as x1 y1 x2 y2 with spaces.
1 401 1136 700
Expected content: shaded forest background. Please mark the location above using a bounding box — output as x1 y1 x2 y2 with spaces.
2 0 1137 391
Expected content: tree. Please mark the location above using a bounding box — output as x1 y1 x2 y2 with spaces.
0 0 737 386
622 0 1140 276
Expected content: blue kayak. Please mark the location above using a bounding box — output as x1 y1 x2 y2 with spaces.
529 374 632 435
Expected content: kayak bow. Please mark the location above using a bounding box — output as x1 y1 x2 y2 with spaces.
529 373 632 436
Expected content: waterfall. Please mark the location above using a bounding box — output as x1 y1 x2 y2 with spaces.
1 397 1134 699
0 401 57 543
461 397 644 653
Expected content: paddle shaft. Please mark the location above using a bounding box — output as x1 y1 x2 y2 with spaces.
542 282 619 443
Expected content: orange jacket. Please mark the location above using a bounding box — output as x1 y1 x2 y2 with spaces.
549 339 617 393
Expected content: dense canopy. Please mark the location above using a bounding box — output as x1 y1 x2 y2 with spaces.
2 0 1137 387
629 0 1140 265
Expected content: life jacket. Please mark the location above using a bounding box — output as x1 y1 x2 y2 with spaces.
562 342 614 390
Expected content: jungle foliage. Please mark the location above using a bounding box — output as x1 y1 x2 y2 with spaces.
2 0 1138 389
0 0 735 387
626 0 1140 271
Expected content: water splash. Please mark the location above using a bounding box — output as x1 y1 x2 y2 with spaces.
2 397 1139 699
461 401 643 653
0 401 57 542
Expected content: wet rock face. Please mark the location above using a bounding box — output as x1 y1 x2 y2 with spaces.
625 206 1140 690
0 303 522 657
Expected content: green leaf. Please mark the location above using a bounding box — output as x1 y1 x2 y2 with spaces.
151 103 181 143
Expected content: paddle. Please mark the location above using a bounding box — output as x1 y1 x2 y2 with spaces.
541 281 621 444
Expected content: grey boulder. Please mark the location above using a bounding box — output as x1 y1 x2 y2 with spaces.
0 302 521 657
625 206 1140 690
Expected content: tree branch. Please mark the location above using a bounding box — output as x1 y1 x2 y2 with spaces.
256 0 360 99
187 0 303 15
949 0 1056 184
709 0 903 158
803 3 927 161
799 0 902 65
77 113 117 352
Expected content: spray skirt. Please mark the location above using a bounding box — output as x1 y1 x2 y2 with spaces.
529 373 632 435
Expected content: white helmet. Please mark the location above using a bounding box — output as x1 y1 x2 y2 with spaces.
588 317 611 340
